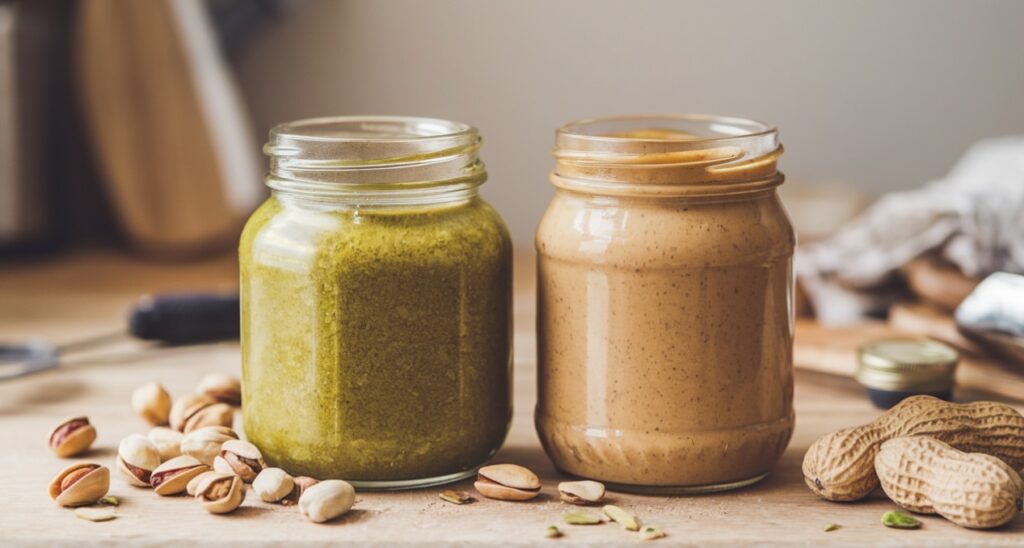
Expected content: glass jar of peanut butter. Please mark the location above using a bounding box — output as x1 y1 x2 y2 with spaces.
535 114 795 493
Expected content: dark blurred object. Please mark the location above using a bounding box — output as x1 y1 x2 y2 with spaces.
956 273 1024 365
903 255 980 312
0 290 240 381
76 0 264 257
205 0 299 60
0 1 76 252
855 338 958 409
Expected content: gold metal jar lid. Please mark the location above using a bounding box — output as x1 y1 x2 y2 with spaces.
855 339 959 392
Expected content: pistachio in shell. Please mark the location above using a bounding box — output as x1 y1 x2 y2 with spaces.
150 455 210 496
48 463 110 507
196 373 242 406
195 472 246 514
117 434 161 487
169 393 233 433
474 464 541 501
219 439 265 482
47 416 97 458
186 471 219 497
147 427 184 461
131 381 172 426
281 476 319 506
298 479 355 523
253 467 294 502
558 480 605 505
180 425 238 465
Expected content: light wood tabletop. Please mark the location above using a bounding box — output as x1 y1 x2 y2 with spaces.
1 250 1022 546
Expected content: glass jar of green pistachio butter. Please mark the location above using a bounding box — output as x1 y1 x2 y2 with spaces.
239 116 513 489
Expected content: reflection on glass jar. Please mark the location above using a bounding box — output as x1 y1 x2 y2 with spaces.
535 115 795 493
240 116 513 490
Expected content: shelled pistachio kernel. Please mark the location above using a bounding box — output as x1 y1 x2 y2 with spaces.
546 525 563 538
180 425 238 465
282 476 319 506
602 505 640 531
474 464 541 501
169 393 233 433
195 472 246 514
150 455 209 496
253 467 294 502
47 416 97 458
196 373 242 406
148 427 184 461
299 480 356 523
640 526 666 540
881 511 921 529
558 480 605 505
48 463 110 507
564 511 604 525
219 439 265 482
117 434 161 487
131 381 172 426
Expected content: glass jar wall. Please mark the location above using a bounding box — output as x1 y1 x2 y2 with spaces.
240 116 513 490
535 115 795 493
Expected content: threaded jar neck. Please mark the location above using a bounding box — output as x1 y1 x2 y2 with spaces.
552 114 783 198
264 116 485 206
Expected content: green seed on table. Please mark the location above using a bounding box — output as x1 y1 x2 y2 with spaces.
546 525 563 538
97 496 120 507
881 511 921 529
564 511 604 525
823 523 840 532
602 505 640 531
640 526 666 540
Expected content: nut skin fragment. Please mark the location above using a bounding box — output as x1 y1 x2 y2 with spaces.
875 436 1024 529
196 373 242 406
117 434 161 487
439 490 473 505
558 480 605 504
219 440 265 482
47 417 97 458
195 472 246 514
282 476 319 506
180 426 238 465
298 479 356 523
48 463 110 507
253 467 294 502
150 455 210 496
474 464 541 501
74 507 117 522
148 427 184 461
132 382 172 426
803 396 1024 502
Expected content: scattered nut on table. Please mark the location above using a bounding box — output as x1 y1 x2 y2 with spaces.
219 439 265 482
558 480 605 504
47 416 97 458
169 393 234 433
150 455 210 496
147 427 184 461
195 472 246 514
298 479 355 523
48 463 109 507
253 467 294 502
282 476 319 506
474 464 541 501
131 382 172 426
117 434 161 487
196 373 242 406
180 425 238 465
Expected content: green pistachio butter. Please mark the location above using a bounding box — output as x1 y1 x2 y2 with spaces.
239 194 512 481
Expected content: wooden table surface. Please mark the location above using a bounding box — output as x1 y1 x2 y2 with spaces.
1 250 1023 546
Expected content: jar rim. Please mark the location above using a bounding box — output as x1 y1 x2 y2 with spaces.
557 113 776 145
268 115 477 146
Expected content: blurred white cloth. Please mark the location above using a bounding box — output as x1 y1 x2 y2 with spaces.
796 136 1024 325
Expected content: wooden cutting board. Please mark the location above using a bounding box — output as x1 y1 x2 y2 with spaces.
75 0 262 256
794 318 1024 402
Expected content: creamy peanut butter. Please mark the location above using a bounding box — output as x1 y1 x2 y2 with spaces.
535 116 794 492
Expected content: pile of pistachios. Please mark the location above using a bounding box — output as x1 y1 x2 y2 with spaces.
46 374 663 539
45 373 354 524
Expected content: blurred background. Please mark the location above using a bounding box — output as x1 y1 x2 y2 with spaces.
3 0 1024 254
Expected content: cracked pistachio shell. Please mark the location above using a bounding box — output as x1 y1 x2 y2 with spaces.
219 440 265 482
186 471 218 496
170 394 233 433
195 472 246 514
150 455 210 496
147 427 184 461
474 464 541 501
117 434 161 487
253 468 294 502
48 463 110 507
299 480 355 523
180 426 238 465
558 480 606 504
47 416 97 458
196 373 242 406
131 382 172 426
282 476 319 506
